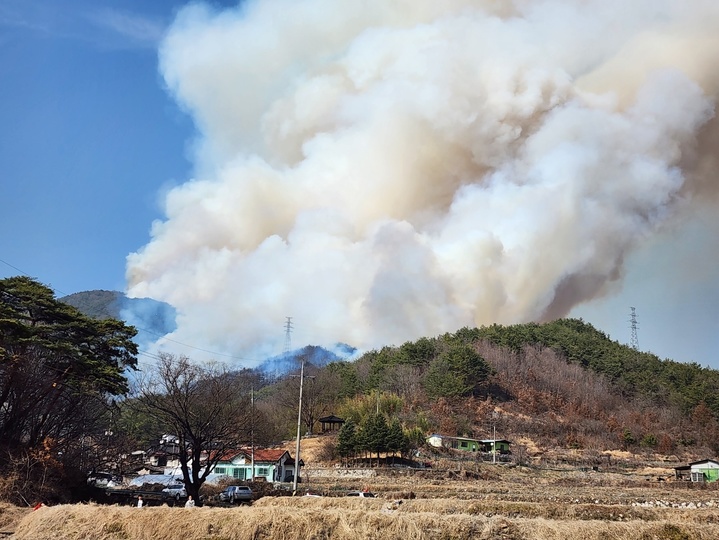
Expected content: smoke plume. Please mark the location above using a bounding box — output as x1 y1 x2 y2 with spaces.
126 0 719 365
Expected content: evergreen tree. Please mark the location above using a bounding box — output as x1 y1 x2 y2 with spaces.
336 420 358 463
0 276 138 503
361 413 390 462
422 342 493 399
386 418 407 459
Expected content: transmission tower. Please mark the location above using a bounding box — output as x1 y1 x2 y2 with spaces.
629 307 639 350
284 316 293 355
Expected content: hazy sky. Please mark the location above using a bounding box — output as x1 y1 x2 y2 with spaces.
2 0 718 369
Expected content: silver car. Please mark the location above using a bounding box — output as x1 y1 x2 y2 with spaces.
219 485 253 504
162 483 187 500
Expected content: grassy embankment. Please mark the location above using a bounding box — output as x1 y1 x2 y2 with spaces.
10 470 719 540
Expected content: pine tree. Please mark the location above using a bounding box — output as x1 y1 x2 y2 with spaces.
336 420 358 464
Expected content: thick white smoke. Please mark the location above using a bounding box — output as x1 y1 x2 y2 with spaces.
126 0 719 365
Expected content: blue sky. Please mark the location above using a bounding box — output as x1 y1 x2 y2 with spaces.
0 0 213 293
1 0 718 370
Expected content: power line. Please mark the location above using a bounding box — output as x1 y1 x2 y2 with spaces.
0 258 33 276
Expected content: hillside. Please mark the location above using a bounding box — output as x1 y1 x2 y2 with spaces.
61 290 354 375
318 320 719 463
60 289 177 335
472 319 719 416
45 288 719 466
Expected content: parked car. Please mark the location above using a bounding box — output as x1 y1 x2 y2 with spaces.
87 472 122 488
162 483 187 500
346 491 376 498
219 485 253 504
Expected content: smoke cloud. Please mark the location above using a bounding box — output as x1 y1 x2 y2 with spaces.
126 0 719 365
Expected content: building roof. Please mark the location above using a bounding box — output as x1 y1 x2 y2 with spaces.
318 415 345 423
428 434 511 445
428 434 482 443
675 459 719 471
215 448 290 464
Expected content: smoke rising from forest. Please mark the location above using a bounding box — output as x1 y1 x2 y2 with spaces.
126 0 719 365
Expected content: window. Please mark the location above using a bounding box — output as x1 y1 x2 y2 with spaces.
460 441 467 448
233 468 244 479
691 472 706 482
215 467 226 474
256 467 269 477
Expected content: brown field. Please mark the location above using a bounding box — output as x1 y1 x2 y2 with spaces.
7 464 719 540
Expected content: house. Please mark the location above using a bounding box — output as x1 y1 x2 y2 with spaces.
147 445 301 484
480 439 512 454
427 434 511 454
210 449 301 483
675 459 719 482
146 435 181 470
318 415 345 433
427 434 482 452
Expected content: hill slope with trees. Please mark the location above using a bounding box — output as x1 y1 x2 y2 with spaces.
304 320 719 462
4 275 719 506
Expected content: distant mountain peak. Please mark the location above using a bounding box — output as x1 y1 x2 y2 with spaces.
60 290 177 336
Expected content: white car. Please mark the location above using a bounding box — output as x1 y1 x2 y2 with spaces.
162 483 187 500
346 491 376 498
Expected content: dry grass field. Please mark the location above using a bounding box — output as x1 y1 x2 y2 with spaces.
7 464 719 540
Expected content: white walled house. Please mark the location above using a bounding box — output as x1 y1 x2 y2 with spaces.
675 459 719 482
211 449 301 483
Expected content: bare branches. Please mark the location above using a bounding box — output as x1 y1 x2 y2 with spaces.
135 353 251 504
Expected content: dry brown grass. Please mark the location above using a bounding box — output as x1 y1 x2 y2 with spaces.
10 496 719 540
9 467 719 539
0 502 31 533
9 497 719 540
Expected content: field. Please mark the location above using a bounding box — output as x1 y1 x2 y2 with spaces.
7 463 719 540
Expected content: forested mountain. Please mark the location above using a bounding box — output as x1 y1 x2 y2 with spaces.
60 290 177 335
309 320 719 459
472 319 719 417
58 289 719 457
258 344 356 375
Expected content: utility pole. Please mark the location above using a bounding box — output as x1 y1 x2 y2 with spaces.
493 423 496 464
250 386 255 481
293 357 305 494
491 411 498 464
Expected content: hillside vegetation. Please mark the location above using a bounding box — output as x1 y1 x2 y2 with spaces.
318 319 719 460
4 275 719 509
474 319 719 418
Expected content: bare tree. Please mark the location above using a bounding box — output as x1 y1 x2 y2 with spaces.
271 364 338 435
136 353 251 504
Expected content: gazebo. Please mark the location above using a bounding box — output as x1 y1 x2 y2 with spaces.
318 415 345 433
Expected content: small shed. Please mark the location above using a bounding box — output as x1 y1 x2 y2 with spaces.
675 459 719 482
318 415 345 432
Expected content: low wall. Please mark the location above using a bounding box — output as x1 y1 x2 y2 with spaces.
306 466 378 479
